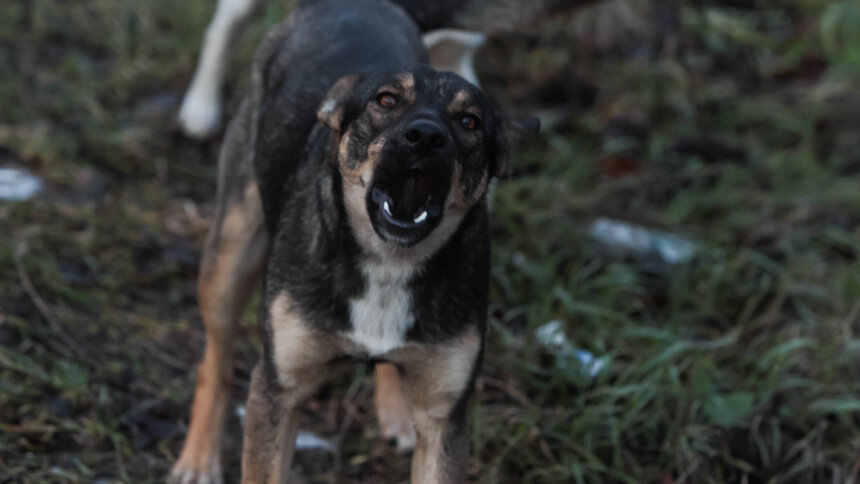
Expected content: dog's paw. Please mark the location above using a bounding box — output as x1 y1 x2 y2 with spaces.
178 91 222 140
379 411 417 453
169 458 223 484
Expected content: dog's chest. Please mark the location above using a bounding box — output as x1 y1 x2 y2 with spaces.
347 262 416 356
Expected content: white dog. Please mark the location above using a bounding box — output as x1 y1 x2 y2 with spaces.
178 0 487 139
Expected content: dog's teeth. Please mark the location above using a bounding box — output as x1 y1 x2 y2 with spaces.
383 201 393 217
413 210 428 224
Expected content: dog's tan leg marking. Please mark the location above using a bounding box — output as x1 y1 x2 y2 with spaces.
171 182 267 484
241 292 338 484
374 363 417 452
179 0 268 138
399 328 482 484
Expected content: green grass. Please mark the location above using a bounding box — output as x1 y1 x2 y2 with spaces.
1 0 859 482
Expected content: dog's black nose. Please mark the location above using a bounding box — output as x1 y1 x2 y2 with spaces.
403 119 449 156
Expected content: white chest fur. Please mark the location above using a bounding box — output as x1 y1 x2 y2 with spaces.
348 261 416 356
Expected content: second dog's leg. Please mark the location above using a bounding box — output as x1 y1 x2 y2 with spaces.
423 30 487 87
171 181 267 484
179 0 267 138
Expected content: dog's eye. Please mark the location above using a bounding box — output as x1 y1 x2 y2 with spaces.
460 115 479 131
377 93 397 108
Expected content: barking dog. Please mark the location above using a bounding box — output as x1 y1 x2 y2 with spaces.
169 0 545 483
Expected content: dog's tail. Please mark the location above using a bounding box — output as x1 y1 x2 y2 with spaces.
389 0 602 34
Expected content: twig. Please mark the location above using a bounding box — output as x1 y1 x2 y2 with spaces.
334 379 371 476
537 433 559 466
479 375 534 409
142 339 193 372
337 379 370 441
13 239 87 361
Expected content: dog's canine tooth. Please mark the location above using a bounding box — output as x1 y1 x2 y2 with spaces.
413 210 428 224
383 200 393 217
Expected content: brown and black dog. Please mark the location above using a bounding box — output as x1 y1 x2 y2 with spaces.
170 0 548 482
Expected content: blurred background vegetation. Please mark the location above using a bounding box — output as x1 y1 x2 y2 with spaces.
1 0 859 482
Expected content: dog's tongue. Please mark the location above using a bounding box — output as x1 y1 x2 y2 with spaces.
390 171 430 221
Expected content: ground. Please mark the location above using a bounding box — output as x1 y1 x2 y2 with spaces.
1 0 859 483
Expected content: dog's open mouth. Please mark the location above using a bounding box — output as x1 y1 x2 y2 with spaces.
371 170 441 229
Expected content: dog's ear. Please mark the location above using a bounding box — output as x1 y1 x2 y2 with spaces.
317 74 361 132
491 115 540 179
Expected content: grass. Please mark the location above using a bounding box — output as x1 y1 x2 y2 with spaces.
1 0 859 482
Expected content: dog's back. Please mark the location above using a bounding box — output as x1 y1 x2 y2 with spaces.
258 0 425 105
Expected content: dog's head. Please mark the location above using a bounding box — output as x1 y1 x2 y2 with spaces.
318 65 535 256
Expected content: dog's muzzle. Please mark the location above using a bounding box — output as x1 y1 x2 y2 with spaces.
372 172 441 228
366 118 453 246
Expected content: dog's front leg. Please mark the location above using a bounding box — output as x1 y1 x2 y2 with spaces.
241 291 335 483
400 327 483 484
240 363 304 484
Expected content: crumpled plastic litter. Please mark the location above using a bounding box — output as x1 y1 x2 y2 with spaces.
0 167 42 201
589 218 699 265
536 320 607 378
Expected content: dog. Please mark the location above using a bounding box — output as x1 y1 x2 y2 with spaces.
177 0 601 139
169 0 542 482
